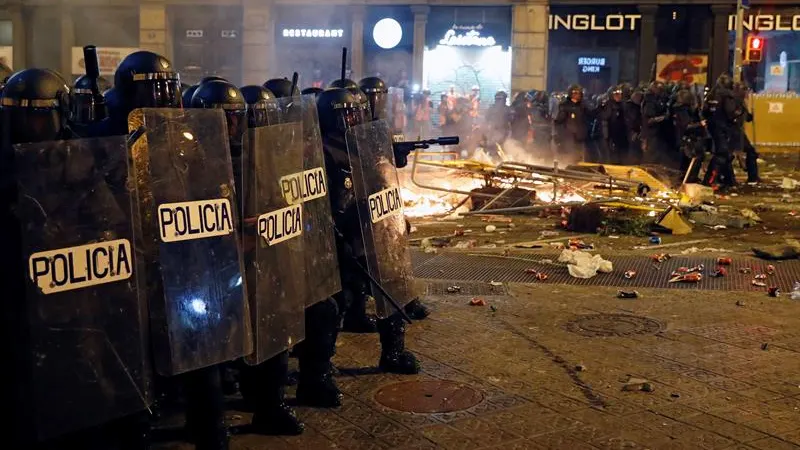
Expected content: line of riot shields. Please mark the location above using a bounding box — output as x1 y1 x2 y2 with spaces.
2 89 417 447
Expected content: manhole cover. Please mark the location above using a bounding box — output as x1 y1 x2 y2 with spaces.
373 380 484 413
564 313 664 337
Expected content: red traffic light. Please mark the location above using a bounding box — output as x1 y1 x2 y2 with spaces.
751 37 762 49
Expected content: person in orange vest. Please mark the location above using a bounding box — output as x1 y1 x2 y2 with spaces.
414 89 432 138
469 85 481 120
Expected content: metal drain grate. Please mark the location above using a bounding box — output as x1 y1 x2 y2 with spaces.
426 280 509 296
412 250 800 291
373 380 484 413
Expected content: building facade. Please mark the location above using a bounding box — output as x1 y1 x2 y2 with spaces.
0 0 797 93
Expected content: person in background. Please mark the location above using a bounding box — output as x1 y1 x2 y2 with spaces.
553 84 592 161
413 90 433 139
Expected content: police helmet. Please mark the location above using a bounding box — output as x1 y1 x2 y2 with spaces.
201 76 227 84
648 80 666 95
359 76 388 121
71 74 107 126
716 74 733 90
241 84 276 128
1 68 72 144
263 78 300 99
114 50 181 108
191 80 247 152
675 89 696 107
301 87 324 97
316 87 364 137
182 84 199 108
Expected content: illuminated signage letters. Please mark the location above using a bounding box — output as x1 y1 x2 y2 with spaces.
728 14 800 31
578 57 606 73
549 14 641 31
439 29 497 47
282 28 344 38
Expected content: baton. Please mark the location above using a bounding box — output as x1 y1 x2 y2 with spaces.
127 126 146 147
349 256 413 324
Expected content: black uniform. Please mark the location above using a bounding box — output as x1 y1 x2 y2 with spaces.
731 82 760 183
672 89 707 183
553 85 592 162
597 86 629 164
641 81 672 165
703 75 738 188
485 91 511 149
623 89 644 164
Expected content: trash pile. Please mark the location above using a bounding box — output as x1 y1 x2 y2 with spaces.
558 249 613 279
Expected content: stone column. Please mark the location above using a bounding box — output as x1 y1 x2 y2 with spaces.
350 5 365 80
9 5 25 70
637 5 658 84
60 5 75 78
242 0 275 84
710 5 733 83
140 0 170 60
511 2 548 93
410 5 429 89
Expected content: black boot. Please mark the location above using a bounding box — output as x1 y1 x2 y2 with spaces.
183 366 229 450
239 352 304 436
296 298 343 407
341 280 378 333
378 314 420 375
404 298 431 320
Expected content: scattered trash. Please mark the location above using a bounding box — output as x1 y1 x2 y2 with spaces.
549 242 566 250
736 300 746 307
454 229 465 237
671 265 704 277
559 249 613 279
523 269 549 281
717 257 732 265
539 230 560 237
739 267 752 274
710 267 728 277
680 247 733 255
485 225 497 233
489 281 503 287
608 235 620 239
617 290 639 299
752 280 767 287
740 208 762 223
767 264 775 275
454 240 476 249
568 239 595 250
781 177 799 189
624 270 637 279
768 287 780 297
754 274 767 280
792 282 800 301
469 298 486 306
446 285 462 294
489 305 498 313
410 226 418 233
669 273 703 283
761 343 769 350
712 225 727 230
670 393 681 399
623 377 653 392
649 236 662 245
480 244 497 249
651 253 671 263
575 364 586 372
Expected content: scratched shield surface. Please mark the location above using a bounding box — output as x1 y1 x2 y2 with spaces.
243 122 306 364
344 119 414 318
129 108 249 376
299 94 341 306
12 136 151 442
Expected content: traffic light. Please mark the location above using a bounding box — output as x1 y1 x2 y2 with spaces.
745 35 763 62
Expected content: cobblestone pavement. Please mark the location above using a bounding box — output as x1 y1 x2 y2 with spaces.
188 281 800 450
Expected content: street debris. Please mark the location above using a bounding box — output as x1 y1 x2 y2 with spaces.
649 236 662 245
670 393 681 398
623 377 654 393
469 298 486 306
792 282 800 300
617 290 639 299
752 280 767 287
485 225 497 233
523 269 549 281
624 270 637 279
651 253 672 263
717 257 732 265
446 285 462 294
489 281 503 287
710 267 727 277
559 249 613 279
761 343 769 350
669 273 703 283
575 364 586 372
736 300 746 307
768 287 780 297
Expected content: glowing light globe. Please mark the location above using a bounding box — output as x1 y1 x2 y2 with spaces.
373 18 402 49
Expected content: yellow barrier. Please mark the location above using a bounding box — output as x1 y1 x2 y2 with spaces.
746 93 800 148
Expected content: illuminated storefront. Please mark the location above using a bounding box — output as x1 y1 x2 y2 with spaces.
364 7 414 88
423 6 512 113
728 7 800 92
273 4 351 88
170 5 243 85
547 6 642 95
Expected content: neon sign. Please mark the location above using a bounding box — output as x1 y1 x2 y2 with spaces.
578 57 606 73
282 28 344 38
439 29 497 47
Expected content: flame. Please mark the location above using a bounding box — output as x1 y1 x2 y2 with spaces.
401 188 454 217
537 191 587 203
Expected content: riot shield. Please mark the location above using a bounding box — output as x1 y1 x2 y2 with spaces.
129 108 249 376
299 94 342 305
344 119 414 318
11 136 151 442
242 122 306 364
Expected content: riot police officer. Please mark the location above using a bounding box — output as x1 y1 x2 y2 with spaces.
302 86 324 98
182 84 199 108
1 68 153 450
316 87 420 377
241 85 276 127
598 85 629 164
264 78 300 99
624 85 644 164
732 81 760 183
553 84 591 161
641 80 671 165
703 74 738 188
360 76 431 323
672 88 708 184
